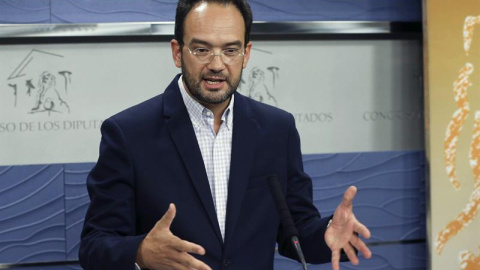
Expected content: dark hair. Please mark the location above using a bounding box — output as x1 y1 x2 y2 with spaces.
174 0 253 47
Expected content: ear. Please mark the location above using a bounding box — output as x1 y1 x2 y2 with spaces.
242 41 253 69
171 39 182 68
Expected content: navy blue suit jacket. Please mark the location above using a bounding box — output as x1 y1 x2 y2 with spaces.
79 75 332 270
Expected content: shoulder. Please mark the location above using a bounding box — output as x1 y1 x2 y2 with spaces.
106 74 181 127
101 93 165 136
111 94 164 124
236 93 295 127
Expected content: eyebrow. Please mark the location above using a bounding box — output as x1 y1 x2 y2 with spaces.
188 38 243 47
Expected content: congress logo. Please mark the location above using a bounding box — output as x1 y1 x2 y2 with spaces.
6 49 73 116
239 66 279 107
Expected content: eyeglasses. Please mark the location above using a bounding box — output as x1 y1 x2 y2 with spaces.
187 47 245 65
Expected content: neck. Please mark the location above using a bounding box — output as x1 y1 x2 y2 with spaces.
182 82 231 134
202 99 230 134
203 98 230 118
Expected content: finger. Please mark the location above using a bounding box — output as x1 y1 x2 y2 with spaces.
172 237 207 255
342 186 357 208
343 242 359 265
166 260 196 270
156 203 176 230
354 221 371 239
350 235 372 259
331 249 341 270
175 252 213 270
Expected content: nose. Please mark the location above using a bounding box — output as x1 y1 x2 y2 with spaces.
206 54 226 72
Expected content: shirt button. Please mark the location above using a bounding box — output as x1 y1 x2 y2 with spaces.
223 259 231 268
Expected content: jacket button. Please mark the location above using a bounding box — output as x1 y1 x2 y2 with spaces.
223 260 231 268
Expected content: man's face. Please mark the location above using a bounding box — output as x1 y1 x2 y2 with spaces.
41 72 55 88
171 2 252 109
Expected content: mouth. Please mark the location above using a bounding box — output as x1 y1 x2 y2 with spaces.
206 80 223 84
203 77 226 89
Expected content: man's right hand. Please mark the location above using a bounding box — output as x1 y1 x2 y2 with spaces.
136 203 213 270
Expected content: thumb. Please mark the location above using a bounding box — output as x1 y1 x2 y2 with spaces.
156 203 176 230
342 186 357 208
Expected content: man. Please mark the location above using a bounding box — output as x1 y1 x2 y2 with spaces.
79 0 372 269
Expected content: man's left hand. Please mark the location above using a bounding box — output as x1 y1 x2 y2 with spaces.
324 186 372 270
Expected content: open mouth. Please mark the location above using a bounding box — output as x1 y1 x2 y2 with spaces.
206 80 223 84
203 77 226 88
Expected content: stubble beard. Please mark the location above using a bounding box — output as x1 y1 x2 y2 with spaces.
181 56 242 105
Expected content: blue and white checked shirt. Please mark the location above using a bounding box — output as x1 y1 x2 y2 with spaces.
178 76 233 240
135 77 234 269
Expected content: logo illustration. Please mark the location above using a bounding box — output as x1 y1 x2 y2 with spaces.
6 49 73 116
238 49 279 107
243 66 279 107
436 15 480 269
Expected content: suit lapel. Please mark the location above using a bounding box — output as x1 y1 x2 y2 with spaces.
163 76 222 243
224 93 259 245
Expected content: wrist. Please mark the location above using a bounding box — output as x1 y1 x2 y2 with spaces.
136 239 148 269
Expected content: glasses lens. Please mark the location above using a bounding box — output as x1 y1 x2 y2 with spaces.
221 51 244 65
190 47 243 65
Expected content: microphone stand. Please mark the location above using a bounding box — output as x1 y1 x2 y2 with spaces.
268 175 308 270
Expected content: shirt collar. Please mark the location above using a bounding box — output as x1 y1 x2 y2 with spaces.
178 75 234 130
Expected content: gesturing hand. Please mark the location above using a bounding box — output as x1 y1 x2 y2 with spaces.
324 186 372 270
136 203 213 270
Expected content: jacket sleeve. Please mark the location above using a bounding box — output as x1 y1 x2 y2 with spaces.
79 117 145 270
